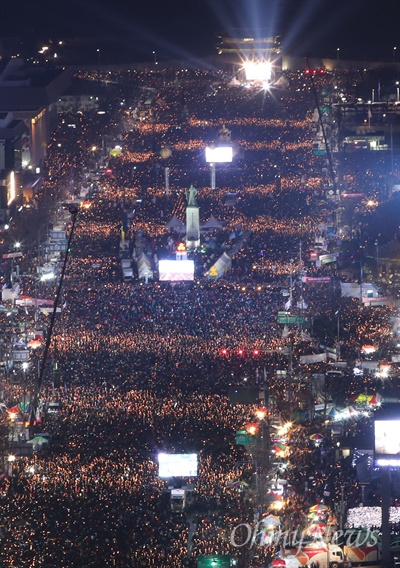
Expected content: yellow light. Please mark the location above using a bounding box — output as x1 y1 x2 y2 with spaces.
247 425 257 435
255 409 267 420
7 171 15 206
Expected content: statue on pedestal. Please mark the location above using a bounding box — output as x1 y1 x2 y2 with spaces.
186 184 198 207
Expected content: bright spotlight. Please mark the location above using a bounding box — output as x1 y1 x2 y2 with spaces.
243 61 272 83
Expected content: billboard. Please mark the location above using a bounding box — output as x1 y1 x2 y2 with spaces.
205 146 233 163
159 259 194 281
374 405 400 466
158 453 198 477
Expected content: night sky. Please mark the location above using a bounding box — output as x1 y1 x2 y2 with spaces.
0 0 399 64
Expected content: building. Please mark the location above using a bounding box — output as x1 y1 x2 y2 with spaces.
0 58 71 217
0 58 71 171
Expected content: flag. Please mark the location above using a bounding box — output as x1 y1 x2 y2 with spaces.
282 325 289 338
284 299 291 311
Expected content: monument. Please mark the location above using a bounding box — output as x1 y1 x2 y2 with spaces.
185 184 200 250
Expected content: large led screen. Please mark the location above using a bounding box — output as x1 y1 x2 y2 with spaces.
158 453 198 477
374 420 400 466
374 405 400 466
205 146 233 163
159 259 194 281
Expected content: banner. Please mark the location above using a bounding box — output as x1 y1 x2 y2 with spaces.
319 253 339 264
362 296 392 305
2 252 23 259
299 353 327 364
302 277 331 283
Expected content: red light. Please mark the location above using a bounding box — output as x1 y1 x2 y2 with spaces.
253 349 259 356
105 169 112 174
238 349 244 356
221 348 228 355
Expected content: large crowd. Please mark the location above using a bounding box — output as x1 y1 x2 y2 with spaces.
0 65 397 567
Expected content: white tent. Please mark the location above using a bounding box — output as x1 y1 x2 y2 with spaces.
201 215 225 231
136 254 153 280
207 252 231 279
166 215 185 233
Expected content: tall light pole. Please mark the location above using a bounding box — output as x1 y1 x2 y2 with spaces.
30 205 79 430
393 46 397 63
153 50 158 65
335 310 340 361
97 48 101 66
336 47 340 61
255 408 270 514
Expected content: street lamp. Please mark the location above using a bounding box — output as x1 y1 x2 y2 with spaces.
97 48 101 66
394 46 397 63
152 50 158 65
336 47 340 60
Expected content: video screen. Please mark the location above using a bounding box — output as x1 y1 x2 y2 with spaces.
243 61 272 82
159 259 194 281
158 453 198 477
205 146 233 163
374 420 400 456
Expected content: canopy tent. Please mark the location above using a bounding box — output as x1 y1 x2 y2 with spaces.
309 504 329 512
350 393 382 406
136 254 153 280
201 215 225 231
166 215 185 234
207 252 232 279
262 514 281 527
27 436 49 445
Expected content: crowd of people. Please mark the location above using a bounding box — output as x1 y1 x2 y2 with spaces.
0 65 397 567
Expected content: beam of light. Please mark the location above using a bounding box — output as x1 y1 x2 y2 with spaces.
281 0 360 58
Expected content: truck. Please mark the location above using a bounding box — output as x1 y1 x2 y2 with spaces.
281 543 344 568
170 489 186 512
278 537 381 568
344 542 380 568
122 268 133 282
